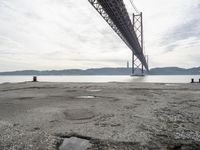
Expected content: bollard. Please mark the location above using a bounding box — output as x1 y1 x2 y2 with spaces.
191 78 194 83
199 79 200 83
33 76 37 82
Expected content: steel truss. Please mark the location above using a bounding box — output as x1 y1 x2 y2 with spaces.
88 0 148 72
132 12 145 76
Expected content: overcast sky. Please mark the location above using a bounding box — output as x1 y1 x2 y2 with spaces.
0 0 199 71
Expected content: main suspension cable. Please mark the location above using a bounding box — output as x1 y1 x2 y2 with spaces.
129 0 139 14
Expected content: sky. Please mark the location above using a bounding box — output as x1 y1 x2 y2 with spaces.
0 0 199 71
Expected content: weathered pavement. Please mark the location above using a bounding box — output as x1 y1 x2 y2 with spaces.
0 82 200 150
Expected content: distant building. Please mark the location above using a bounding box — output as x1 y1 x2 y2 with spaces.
127 61 129 69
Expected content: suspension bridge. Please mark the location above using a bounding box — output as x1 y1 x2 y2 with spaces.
88 0 149 75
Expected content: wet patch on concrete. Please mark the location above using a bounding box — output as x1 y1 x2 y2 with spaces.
57 133 149 150
49 120 59 123
165 84 180 87
29 127 40 132
66 89 77 92
96 95 121 102
18 97 34 100
59 137 91 150
77 96 96 99
63 109 95 120
86 89 102 92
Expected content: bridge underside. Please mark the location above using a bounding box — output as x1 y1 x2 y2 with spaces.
88 0 149 72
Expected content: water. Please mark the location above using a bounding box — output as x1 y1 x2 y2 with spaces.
0 75 200 84
59 137 91 150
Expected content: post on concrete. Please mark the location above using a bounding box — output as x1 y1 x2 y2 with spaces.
132 51 134 75
199 79 200 83
191 78 194 83
33 76 37 82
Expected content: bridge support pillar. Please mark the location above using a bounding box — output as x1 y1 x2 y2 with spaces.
131 12 146 76
131 52 145 76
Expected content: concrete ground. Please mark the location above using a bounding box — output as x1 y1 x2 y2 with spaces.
0 82 200 150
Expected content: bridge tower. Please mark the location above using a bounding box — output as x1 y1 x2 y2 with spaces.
132 12 145 76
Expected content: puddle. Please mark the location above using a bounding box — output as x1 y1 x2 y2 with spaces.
86 89 101 92
59 137 91 150
165 84 179 86
77 96 95 99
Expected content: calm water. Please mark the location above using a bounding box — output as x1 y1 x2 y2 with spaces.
0 75 200 84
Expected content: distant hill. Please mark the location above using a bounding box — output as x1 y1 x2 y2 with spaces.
0 68 132 76
0 67 200 75
149 67 200 75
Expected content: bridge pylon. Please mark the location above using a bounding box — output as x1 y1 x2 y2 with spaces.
131 12 147 76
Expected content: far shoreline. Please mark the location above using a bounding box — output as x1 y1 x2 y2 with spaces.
0 75 200 84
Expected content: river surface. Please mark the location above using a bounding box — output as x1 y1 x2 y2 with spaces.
0 75 200 84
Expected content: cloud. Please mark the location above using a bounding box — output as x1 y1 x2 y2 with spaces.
160 2 200 52
0 0 199 71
